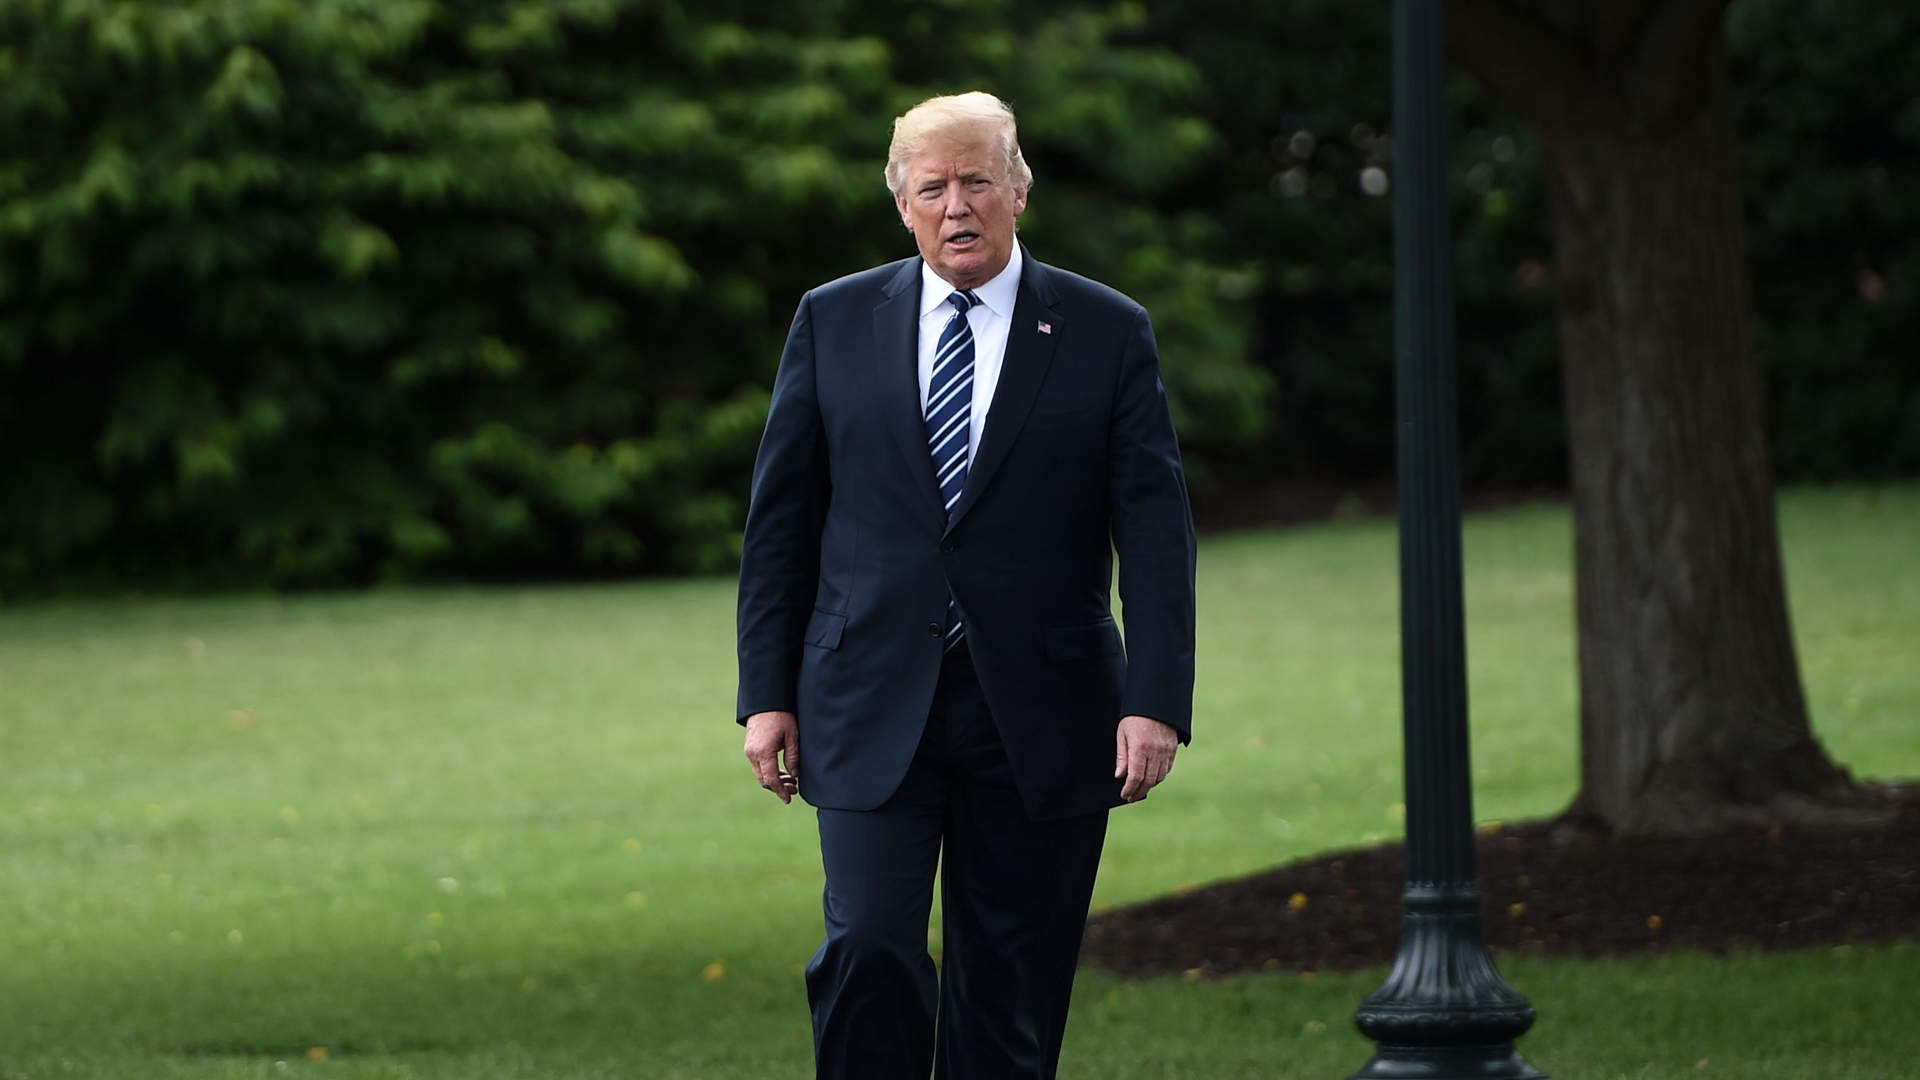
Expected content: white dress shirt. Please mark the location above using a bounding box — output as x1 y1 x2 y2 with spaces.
916 243 1022 458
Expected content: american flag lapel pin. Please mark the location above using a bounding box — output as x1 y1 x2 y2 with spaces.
1037 320 1052 335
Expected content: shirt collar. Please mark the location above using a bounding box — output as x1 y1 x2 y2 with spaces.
919 242 1023 320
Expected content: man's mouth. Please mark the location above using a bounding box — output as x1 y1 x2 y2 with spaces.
945 231 980 245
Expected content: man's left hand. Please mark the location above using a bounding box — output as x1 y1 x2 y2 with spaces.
1114 715 1179 802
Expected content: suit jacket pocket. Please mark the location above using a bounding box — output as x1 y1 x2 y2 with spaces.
804 608 847 650
1043 616 1122 662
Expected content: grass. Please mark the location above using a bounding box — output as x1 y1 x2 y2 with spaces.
1 483 1915 1079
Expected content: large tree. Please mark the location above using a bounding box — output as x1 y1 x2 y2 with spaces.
1446 0 1877 832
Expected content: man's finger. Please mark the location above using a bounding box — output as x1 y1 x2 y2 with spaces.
1137 745 1173 795
1123 748 1147 801
765 748 792 802
783 727 801 781
745 741 786 801
1114 729 1129 779
762 756 790 803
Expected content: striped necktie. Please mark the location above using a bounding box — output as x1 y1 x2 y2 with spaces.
926 289 980 652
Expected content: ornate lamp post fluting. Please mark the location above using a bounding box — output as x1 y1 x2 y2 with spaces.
1347 2 1548 1077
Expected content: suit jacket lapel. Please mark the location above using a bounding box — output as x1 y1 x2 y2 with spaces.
943 248 1064 538
873 258 947 524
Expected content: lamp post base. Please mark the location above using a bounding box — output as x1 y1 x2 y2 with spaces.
1349 888 1544 1078
1348 1044 1549 1079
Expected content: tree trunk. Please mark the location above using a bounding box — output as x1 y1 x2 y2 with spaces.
1537 31 1866 834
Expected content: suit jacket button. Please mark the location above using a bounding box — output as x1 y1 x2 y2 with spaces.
940 542 955 553
927 623 942 637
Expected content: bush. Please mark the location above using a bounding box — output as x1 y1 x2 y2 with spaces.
0 0 1263 594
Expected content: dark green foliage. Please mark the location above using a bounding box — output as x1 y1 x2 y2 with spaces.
0 0 1261 593
1150 0 1918 496
1 0 1912 594
1733 0 1920 480
1145 0 1562 493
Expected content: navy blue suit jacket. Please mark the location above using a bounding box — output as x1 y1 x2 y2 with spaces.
735 244 1197 821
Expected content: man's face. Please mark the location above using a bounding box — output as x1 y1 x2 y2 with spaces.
894 135 1028 290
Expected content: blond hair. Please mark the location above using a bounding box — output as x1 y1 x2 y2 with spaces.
884 91 1033 197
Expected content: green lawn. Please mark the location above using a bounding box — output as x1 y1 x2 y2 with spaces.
1 485 1915 1079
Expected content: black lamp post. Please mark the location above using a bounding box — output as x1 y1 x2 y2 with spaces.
1347 2 1547 1077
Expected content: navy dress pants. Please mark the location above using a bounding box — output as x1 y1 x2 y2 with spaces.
805 640 1110 1080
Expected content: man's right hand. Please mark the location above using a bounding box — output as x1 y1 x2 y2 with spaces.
743 711 801 804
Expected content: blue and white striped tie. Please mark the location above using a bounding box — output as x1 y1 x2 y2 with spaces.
926 289 980 653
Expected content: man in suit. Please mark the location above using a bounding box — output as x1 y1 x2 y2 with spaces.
735 90 1197 1079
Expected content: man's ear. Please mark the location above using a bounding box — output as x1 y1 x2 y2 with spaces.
1012 184 1029 218
894 189 913 231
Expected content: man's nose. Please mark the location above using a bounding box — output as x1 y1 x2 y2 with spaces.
943 185 970 217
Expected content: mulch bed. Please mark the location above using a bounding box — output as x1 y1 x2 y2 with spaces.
1082 784 1920 979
